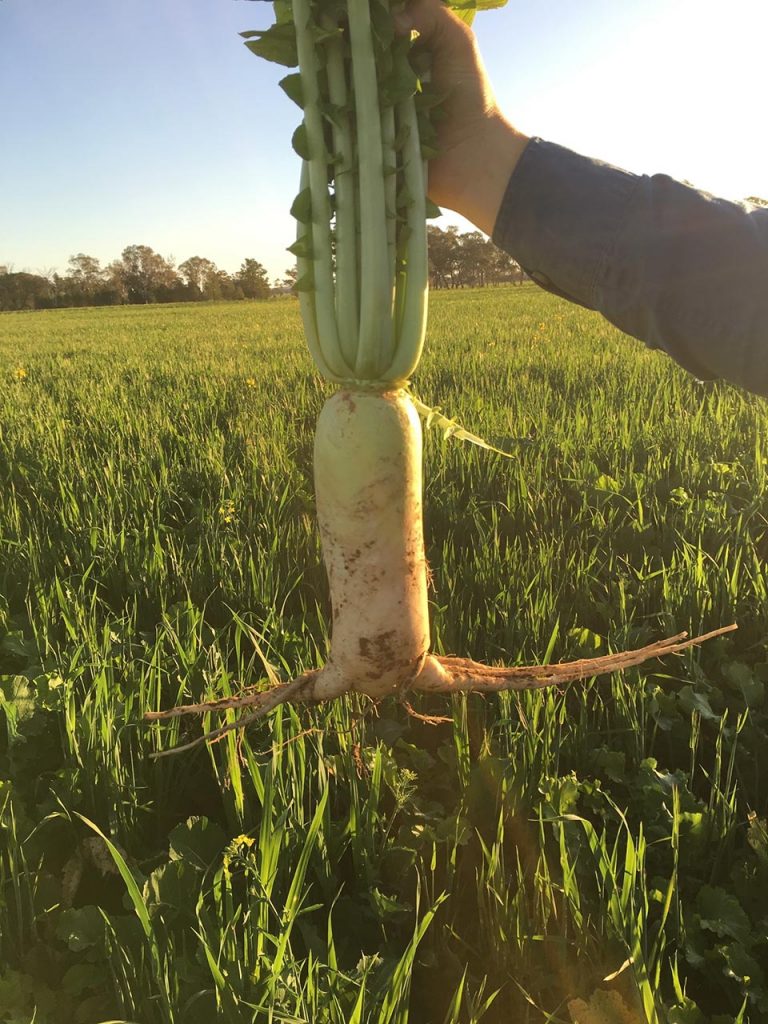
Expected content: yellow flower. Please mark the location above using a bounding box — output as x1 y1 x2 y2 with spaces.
14 367 28 380
232 834 256 849
218 500 236 524
246 377 257 389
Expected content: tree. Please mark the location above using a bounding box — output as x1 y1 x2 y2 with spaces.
0 270 55 311
427 225 462 288
427 225 523 288
488 245 524 285
237 258 271 299
119 245 179 303
205 269 239 301
178 256 218 298
277 266 298 294
61 254 107 306
456 231 494 287
68 254 104 294
104 260 130 304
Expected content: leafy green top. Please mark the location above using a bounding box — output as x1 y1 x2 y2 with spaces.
243 0 506 385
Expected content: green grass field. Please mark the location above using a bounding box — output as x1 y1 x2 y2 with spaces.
1 290 767 1023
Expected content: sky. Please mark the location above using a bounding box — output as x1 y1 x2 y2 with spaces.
1 0 766 283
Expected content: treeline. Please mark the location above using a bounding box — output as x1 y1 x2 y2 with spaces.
0 246 292 312
428 226 525 288
1 227 526 312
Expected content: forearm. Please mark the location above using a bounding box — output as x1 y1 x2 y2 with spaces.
439 114 530 236
489 137 768 397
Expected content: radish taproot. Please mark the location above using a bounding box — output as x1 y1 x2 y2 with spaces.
144 0 735 755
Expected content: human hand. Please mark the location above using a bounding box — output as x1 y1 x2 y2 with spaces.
396 0 529 234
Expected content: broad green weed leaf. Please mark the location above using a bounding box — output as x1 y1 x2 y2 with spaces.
56 905 106 953
144 859 196 922
592 747 626 784
0 969 33 1020
0 631 30 661
723 661 765 706
696 885 751 944
168 815 227 870
721 943 765 988
677 685 720 721
0 675 36 722
62 964 98 997
668 997 706 1023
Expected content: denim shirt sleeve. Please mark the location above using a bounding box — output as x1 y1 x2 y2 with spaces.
492 137 768 397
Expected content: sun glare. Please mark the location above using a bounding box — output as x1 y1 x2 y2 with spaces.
486 0 768 205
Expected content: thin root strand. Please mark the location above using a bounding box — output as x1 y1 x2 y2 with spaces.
400 699 452 725
143 669 319 721
147 673 319 759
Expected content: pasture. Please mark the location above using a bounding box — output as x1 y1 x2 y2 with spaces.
1 290 766 1022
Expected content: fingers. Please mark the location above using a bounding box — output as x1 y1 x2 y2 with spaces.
395 0 475 52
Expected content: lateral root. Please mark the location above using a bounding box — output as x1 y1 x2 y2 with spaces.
412 625 737 693
144 625 737 757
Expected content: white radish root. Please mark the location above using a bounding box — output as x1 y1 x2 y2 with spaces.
145 389 736 757
312 388 430 700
